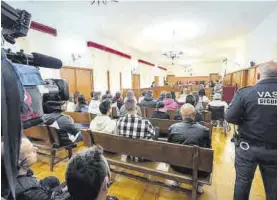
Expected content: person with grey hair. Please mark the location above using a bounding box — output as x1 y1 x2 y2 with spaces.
88 91 101 115
168 104 211 194
227 61 277 200
120 91 141 116
208 93 228 114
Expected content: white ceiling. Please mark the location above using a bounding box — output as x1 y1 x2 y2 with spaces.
8 1 277 66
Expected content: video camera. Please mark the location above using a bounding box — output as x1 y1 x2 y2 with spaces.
1 1 69 127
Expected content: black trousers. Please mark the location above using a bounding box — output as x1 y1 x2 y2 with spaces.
234 144 277 200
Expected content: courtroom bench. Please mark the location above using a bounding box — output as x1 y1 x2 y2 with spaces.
24 125 75 171
88 131 214 200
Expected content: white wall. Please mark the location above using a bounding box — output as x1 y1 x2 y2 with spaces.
166 61 223 76
245 6 277 64
13 29 166 94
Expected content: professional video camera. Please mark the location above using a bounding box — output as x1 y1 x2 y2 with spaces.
1 2 68 198
2 1 69 128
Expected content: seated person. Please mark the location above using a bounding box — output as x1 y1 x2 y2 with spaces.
117 99 155 139
43 101 81 146
89 92 101 115
208 93 228 113
105 90 113 99
151 101 170 119
15 138 61 200
112 92 124 110
193 92 203 112
156 92 166 102
168 104 211 194
174 94 204 125
163 92 178 110
90 100 116 134
75 95 89 113
66 145 117 200
120 91 142 116
66 95 76 112
124 90 137 103
117 99 156 162
140 91 156 108
138 91 147 103
198 88 210 103
178 88 190 103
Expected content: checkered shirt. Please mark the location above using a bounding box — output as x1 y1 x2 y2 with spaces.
116 114 155 139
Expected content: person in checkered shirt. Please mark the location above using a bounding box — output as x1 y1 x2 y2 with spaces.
116 98 155 140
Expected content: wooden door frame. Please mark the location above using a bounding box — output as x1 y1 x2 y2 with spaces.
107 70 110 91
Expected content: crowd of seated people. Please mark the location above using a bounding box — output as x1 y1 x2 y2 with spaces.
6 86 218 200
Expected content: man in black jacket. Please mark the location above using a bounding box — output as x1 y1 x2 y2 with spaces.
140 91 156 108
168 103 211 194
227 61 277 200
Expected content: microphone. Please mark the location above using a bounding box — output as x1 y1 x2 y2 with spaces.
32 52 62 69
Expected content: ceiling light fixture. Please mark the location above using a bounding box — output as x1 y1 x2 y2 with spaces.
90 0 118 6
162 30 183 65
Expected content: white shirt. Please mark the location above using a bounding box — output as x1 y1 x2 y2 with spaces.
88 100 101 114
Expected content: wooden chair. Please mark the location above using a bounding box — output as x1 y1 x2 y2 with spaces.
91 132 214 200
24 126 74 171
137 104 146 118
63 112 95 124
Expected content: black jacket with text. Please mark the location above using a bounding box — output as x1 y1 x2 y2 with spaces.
226 79 277 145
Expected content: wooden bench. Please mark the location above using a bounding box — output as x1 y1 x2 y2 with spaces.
24 126 74 171
91 132 214 200
63 112 95 124
148 118 181 137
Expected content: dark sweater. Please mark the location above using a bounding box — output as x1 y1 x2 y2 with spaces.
151 111 170 120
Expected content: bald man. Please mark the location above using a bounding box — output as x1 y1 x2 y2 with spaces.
168 103 211 194
227 61 277 200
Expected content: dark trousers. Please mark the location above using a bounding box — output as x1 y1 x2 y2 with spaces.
234 144 277 200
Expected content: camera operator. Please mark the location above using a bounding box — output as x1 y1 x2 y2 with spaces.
42 80 81 146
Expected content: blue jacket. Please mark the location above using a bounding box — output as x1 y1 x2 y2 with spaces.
226 79 277 145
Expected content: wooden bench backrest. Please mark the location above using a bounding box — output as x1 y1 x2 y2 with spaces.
63 112 92 124
23 126 60 146
111 107 118 119
148 118 181 133
82 129 93 147
145 107 156 118
167 110 176 120
92 132 213 173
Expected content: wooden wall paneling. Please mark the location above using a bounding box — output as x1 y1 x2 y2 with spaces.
223 73 233 85
75 68 94 100
132 74 140 89
60 67 77 95
209 73 220 81
107 70 110 91
241 70 248 88
154 76 159 86
247 67 257 86
167 75 176 84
